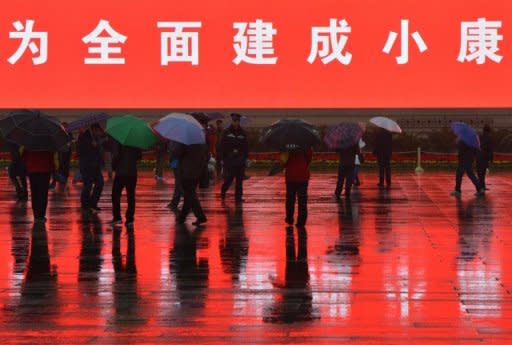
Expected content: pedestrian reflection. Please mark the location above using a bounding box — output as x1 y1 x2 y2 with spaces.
10 202 31 276
220 203 249 284
375 189 395 253
335 201 362 256
19 223 59 322
264 227 319 323
455 197 499 317
170 224 209 317
456 198 493 261
78 214 103 294
112 227 143 324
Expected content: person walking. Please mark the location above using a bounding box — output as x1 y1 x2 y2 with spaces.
167 141 184 211
220 113 248 202
78 124 104 214
282 149 313 227
8 142 28 202
111 141 142 227
373 128 393 189
476 124 493 190
334 142 360 201
450 139 485 197
353 139 365 186
176 143 209 226
22 148 57 222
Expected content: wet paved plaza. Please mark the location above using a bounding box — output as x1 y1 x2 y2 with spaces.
0 170 512 344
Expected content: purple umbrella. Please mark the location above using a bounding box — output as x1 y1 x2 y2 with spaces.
66 112 110 132
450 122 480 149
324 123 364 149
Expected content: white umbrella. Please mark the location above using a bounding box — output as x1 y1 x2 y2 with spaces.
369 116 402 133
153 112 205 145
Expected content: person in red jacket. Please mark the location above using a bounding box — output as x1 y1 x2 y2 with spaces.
22 148 57 223
281 149 313 227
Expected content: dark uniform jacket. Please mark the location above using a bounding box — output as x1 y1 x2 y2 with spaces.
219 126 248 167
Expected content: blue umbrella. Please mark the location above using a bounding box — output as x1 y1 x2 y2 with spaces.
152 113 205 145
66 112 110 132
450 122 480 149
324 122 364 149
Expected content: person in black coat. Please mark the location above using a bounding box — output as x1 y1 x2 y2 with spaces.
451 139 484 197
111 141 142 227
373 128 393 188
334 143 360 201
8 142 28 202
476 124 493 190
219 113 249 202
167 141 184 210
78 124 104 213
176 143 209 225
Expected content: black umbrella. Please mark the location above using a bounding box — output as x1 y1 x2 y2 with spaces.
0 109 70 151
260 119 322 151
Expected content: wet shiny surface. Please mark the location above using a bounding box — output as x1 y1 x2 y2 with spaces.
1 170 511 344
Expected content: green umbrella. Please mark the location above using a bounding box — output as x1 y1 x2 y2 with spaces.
106 115 157 149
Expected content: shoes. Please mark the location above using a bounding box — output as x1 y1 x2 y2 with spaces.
475 189 485 196
450 191 461 197
192 217 207 226
110 219 122 226
167 202 178 211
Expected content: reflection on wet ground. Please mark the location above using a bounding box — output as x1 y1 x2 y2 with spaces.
0 170 511 344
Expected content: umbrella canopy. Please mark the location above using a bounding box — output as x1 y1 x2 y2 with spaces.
324 122 364 149
206 112 225 120
105 115 157 149
153 112 205 145
369 116 402 133
450 121 480 149
190 112 210 124
0 109 70 151
66 112 110 132
260 119 322 151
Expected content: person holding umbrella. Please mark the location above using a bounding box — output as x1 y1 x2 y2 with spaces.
152 113 208 225
77 124 104 214
476 124 493 191
175 143 209 225
220 113 249 202
324 122 364 201
0 110 69 222
106 115 156 227
261 119 321 227
450 122 485 197
110 140 142 227
373 127 393 189
334 142 360 201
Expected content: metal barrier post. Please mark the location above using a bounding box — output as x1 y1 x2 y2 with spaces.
415 146 424 174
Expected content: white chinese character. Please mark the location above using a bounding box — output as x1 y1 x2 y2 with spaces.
308 18 352 65
82 20 127 64
382 19 427 64
8 20 48 65
458 18 503 64
233 19 277 64
157 22 202 65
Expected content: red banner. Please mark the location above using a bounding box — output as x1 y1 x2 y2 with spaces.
0 0 510 108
